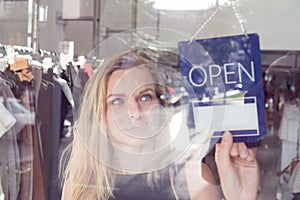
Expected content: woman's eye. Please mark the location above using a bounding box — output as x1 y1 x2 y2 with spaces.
139 94 153 102
111 98 125 105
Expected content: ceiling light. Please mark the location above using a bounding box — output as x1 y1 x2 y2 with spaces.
151 0 232 11
153 0 215 11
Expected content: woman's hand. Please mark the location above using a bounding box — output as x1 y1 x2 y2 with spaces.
215 132 259 200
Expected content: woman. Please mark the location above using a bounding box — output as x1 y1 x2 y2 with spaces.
61 50 259 200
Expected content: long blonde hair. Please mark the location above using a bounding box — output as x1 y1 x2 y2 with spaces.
60 50 171 200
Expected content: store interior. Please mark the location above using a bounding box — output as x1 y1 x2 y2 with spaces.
0 0 300 200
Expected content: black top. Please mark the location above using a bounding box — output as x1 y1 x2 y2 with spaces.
110 164 190 200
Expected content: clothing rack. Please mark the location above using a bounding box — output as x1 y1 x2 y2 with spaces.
0 43 94 200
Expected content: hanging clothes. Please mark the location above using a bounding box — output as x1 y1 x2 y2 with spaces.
278 103 300 142
0 45 78 200
36 69 64 200
0 63 44 200
0 85 22 200
278 102 300 184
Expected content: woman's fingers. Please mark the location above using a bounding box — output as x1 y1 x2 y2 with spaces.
216 131 256 165
238 142 249 159
246 149 255 162
230 142 255 162
229 143 238 157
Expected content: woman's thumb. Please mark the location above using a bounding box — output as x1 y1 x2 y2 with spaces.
215 131 233 167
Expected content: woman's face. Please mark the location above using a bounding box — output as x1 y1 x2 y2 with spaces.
106 66 167 151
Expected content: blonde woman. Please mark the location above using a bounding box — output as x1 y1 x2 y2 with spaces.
61 51 259 200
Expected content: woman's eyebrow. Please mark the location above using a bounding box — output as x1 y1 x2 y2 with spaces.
136 87 155 96
106 93 125 100
106 85 155 100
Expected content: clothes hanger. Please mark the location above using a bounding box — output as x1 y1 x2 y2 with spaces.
39 78 55 91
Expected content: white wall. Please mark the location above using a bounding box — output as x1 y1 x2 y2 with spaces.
1 0 298 55
39 0 64 52
63 0 300 56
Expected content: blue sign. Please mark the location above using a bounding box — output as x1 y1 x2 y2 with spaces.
178 33 267 143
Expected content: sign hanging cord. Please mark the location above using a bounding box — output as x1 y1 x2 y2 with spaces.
231 2 248 39
189 6 222 44
189 0 249 43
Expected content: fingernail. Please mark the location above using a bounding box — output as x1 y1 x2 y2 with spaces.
222 131 230 141
241 149 248 158
247 156 254 162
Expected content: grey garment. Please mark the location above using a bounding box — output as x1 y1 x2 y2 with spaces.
53 76 75 108
0 102 16 138
0 176 4 200
278 103 300 142
32 67 42 112
8 97 33 200
78 68 89 89
13 89 34 200
17 126 33 200
289 163 300 193
68 65 83 111
6 127 21 200
7 98 35 134
0 86 28 200
68 65 89 112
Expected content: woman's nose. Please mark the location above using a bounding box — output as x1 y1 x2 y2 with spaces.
128 100 141 119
